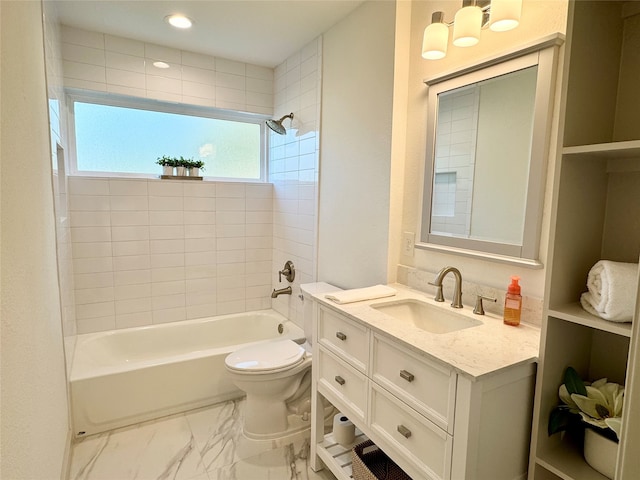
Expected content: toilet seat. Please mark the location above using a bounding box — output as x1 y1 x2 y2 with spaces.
225 339 306 374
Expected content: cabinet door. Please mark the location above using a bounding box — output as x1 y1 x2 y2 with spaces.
372 334 457 433
370 382 453 480
318 306 369 372
317 346 368 423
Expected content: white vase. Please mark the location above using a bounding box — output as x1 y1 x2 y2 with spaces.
176 166 186 176
162 166 173 176
190 167 200 177
584 428 618 479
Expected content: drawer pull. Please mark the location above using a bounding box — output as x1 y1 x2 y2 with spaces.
336 331 347 341
400 370 415 382
335 375 346 386
397 425 412 439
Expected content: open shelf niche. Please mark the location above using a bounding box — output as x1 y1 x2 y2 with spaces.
530 2 640 479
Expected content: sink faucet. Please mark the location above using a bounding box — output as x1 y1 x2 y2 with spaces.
429 266 463 308
271 286 292 298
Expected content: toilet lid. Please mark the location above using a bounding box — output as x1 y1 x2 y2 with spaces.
225 339 305 372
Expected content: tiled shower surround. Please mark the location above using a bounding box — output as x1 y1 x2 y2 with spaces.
61 25 273 114
69 177 273 334
54 22 321 336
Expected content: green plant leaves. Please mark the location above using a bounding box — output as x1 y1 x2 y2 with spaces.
548 405 572 436
563 366 588 397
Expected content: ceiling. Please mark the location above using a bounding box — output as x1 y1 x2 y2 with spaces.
52 0 365 68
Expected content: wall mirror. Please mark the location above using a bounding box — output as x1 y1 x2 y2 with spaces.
419 35 563 267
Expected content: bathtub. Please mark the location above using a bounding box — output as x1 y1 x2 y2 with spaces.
70 310 304 437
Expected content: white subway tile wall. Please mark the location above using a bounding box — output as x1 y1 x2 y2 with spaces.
61 26 274 115
268 38 321 326
431 87 479 235
54 25 322 334
43 9 78 371
69 178 273 333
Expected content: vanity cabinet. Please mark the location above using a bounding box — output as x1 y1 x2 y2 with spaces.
310 303 536 480
529 2 640 479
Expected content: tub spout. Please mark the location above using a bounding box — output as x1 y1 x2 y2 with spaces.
271 286 292 298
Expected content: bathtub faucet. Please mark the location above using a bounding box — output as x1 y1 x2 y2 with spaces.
271 286 292 298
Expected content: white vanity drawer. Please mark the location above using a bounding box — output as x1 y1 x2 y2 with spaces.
372 333 456 433
318 306 369 373
317 346 367 423
370 383 452 480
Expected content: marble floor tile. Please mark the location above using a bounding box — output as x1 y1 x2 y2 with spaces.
207 440 334 480
69 415 207 480
69 399 337 480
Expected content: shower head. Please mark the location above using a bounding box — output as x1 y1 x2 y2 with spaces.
266 113 294 135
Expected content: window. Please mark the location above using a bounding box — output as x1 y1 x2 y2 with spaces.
69 93 266 180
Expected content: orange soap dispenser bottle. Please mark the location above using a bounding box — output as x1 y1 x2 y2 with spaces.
503 276 522 326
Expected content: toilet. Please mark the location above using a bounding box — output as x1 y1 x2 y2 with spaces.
224 338 312 439
224 283 331 440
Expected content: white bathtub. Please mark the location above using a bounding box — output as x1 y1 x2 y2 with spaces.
70 310 304 437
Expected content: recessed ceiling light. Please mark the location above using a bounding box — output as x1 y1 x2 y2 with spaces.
153 61 170 69
165 14 193 29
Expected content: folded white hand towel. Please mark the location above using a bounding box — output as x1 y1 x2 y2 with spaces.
325 285 397 305
580 260 638 322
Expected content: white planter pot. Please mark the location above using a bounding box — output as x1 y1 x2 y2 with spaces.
176 166 186 176
584 428 618 479
189 168 200 177
162 166 173 176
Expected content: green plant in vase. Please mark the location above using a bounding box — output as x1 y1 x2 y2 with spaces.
549 366 624 479
156 155 175 176
175 156 192 176
185 160 205 176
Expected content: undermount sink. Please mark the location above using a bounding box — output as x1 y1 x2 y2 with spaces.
370 298 482 334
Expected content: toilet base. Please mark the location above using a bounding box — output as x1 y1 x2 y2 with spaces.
243 412 311 441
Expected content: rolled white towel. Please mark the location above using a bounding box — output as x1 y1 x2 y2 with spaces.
579 260 638 322
325 285 397 304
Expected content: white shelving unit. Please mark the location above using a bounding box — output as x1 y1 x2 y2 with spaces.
548 304 633 338
315 430 368 480
529 2 640 479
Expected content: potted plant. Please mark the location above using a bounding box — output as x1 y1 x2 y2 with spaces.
186 160 205 177
548 367 624 479
156 156 175 176
175 156 192 176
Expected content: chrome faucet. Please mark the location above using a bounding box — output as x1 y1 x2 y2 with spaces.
429 266 463 308
271 286 292 298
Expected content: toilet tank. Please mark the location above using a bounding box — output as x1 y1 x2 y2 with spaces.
300 283 342 344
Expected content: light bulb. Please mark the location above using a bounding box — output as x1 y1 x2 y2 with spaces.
489 0 522 32
453 5 482 47
165 14 193 29
422 12 448 60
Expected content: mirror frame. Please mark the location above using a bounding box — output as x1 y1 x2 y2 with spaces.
418 34 564 268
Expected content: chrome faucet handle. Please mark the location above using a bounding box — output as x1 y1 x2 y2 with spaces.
473 295 497 315
278 260 295 283
428 282 445 302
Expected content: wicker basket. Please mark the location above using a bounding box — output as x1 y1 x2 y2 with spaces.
351 440 412 480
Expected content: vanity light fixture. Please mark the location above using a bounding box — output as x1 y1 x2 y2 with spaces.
422 0 521 60
422 12 449 60
165 14 193 29
453 0 483 47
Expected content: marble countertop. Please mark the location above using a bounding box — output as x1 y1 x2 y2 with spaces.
310 283 540 381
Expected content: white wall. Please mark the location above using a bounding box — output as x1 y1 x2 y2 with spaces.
269 38 322 327
318 0 396 289
55 26 279 334
61 26 273 114
44 1 78 371
68 177 273 334
0 1 70 477
397 0 569 301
